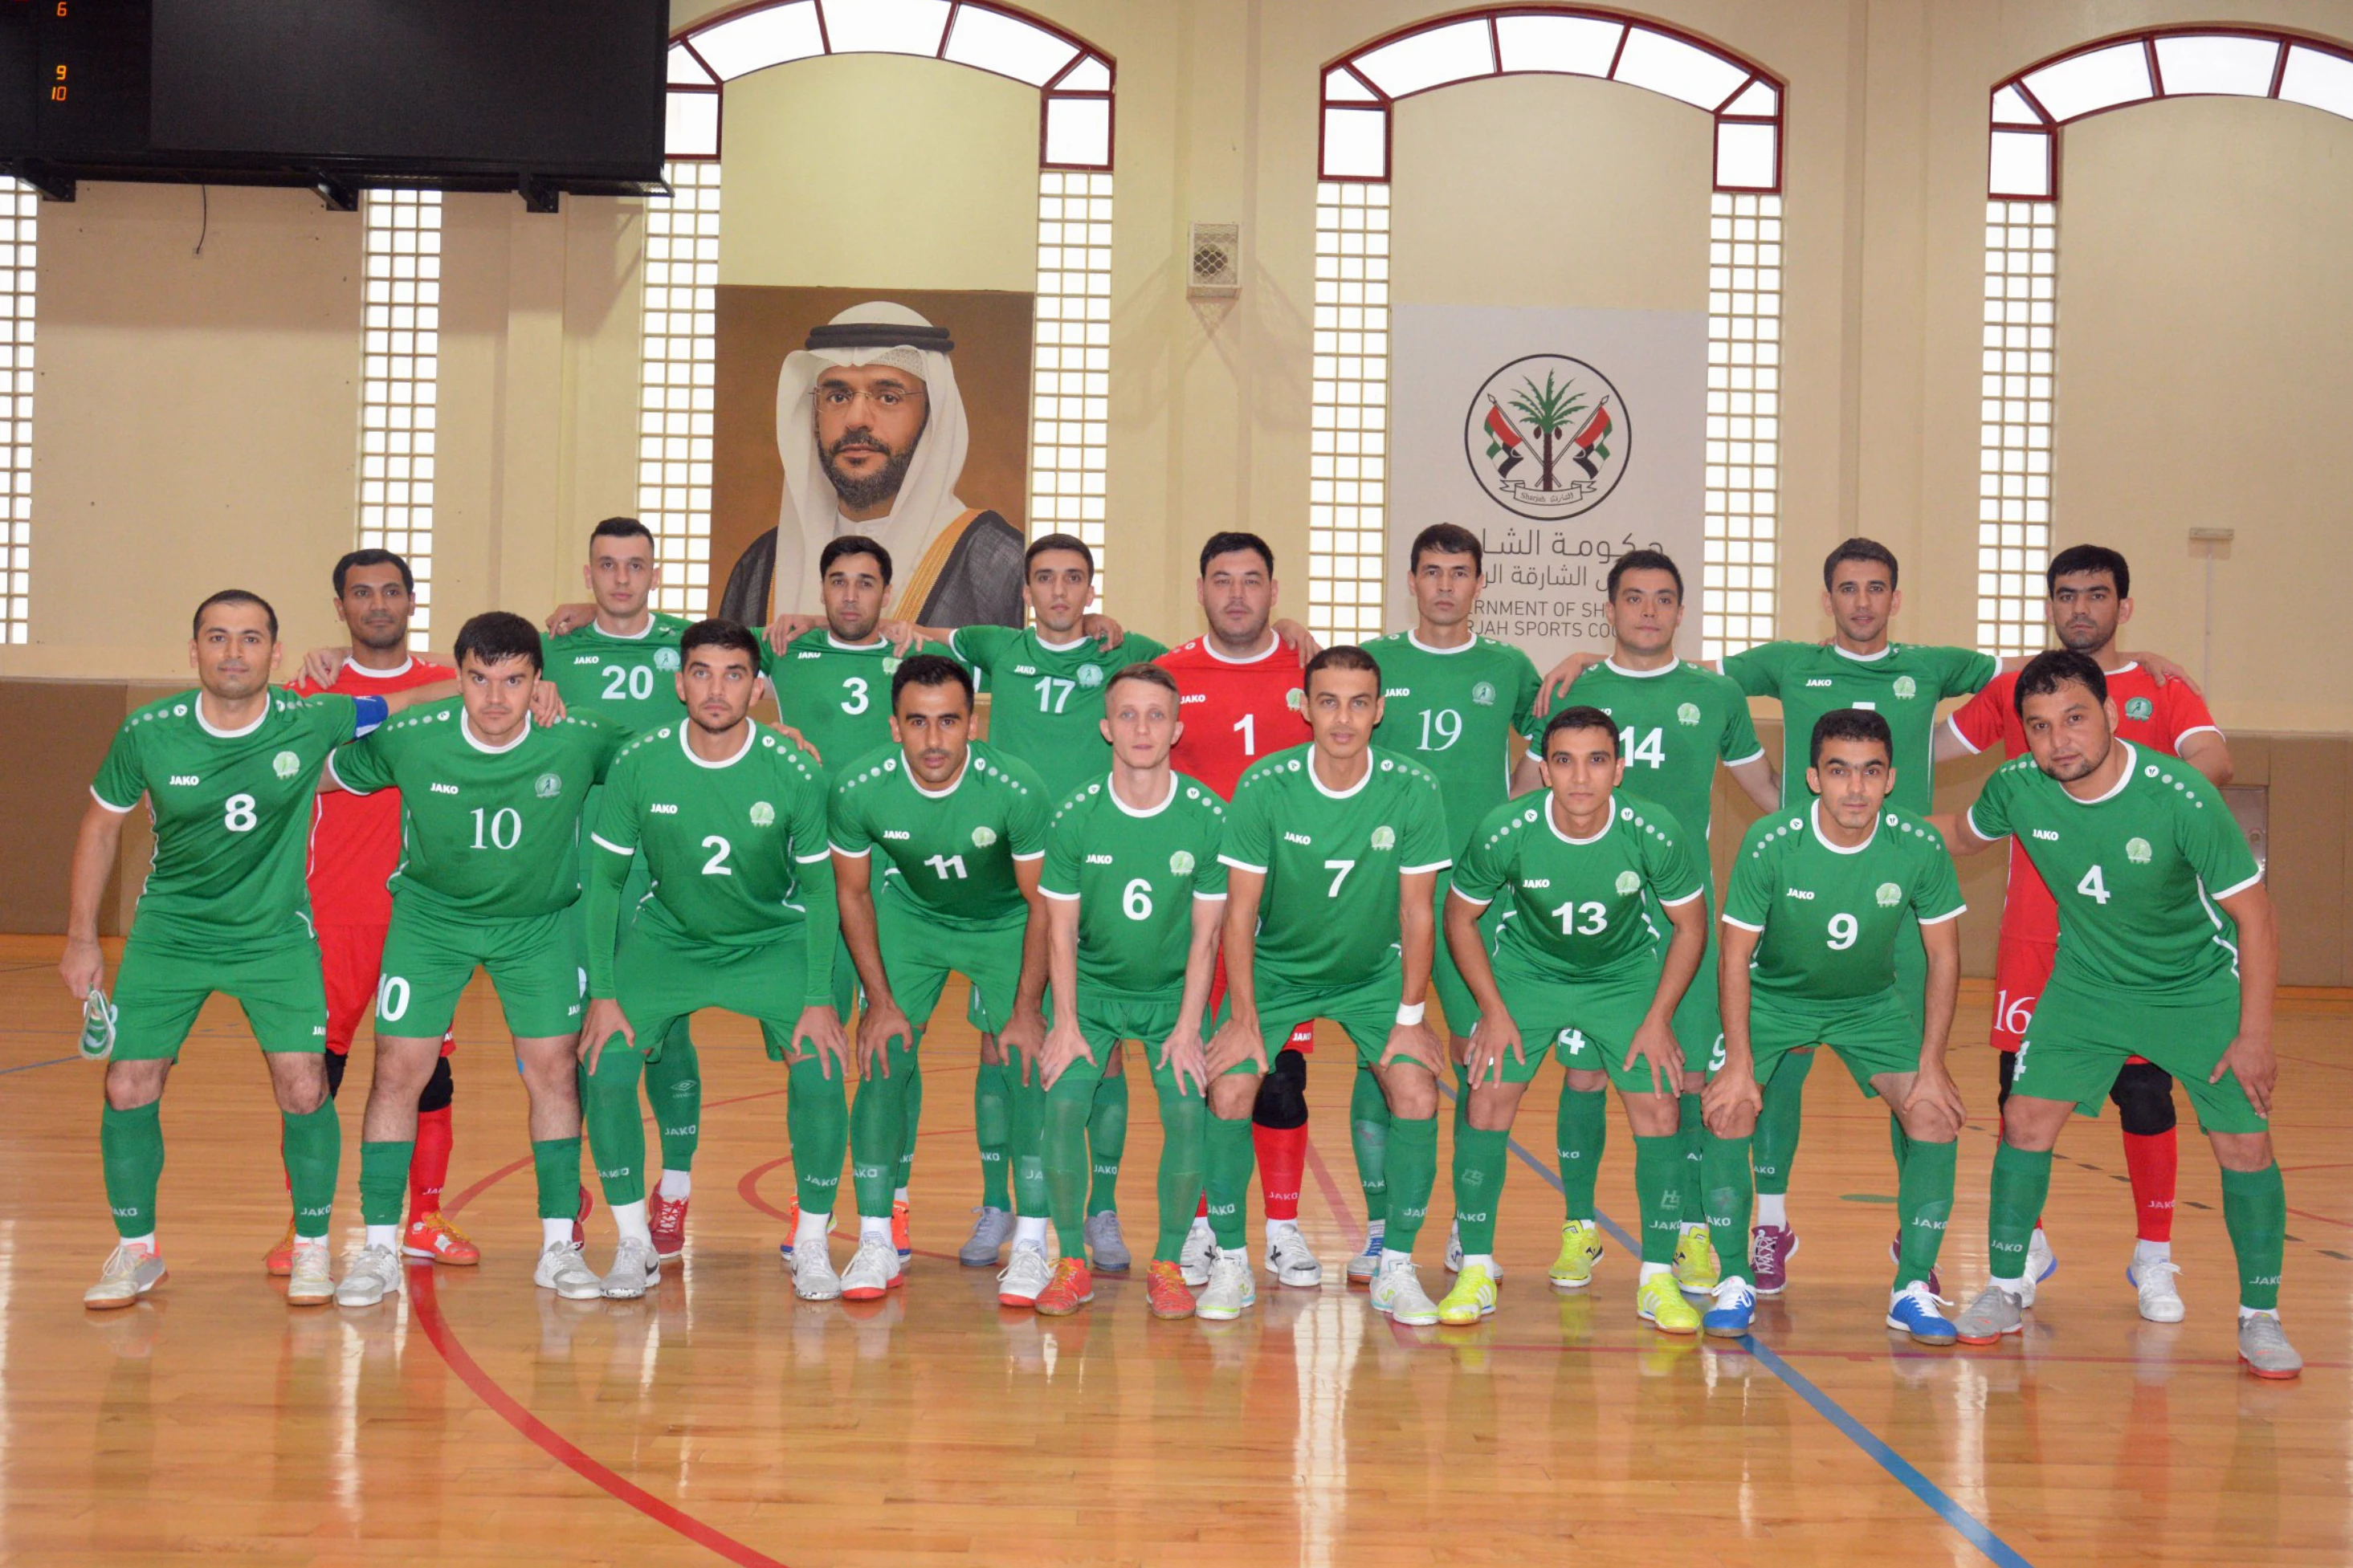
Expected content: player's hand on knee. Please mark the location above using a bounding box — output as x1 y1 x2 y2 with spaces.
1205 1016 1266 1079
1702 1062 1761 1134
857 1004 912 1077
577 998 634 1074
1380 1020 1446 1077
1469 1008 1521 1086
1625 1020 1684 1100
1159 1028 1210 1097
792 1005 850 1079
1905 1065 1967 1141
1039 1019 1092 1090
2215 1032 2276 1116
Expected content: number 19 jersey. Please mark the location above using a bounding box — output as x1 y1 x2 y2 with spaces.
1363 631 1540 857
1452 792 1703 982
828 741 1050 932
1723 801 1965 1003
1039 772 1228 999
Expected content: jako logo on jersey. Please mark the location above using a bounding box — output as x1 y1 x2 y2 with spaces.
972 825 998 848
1370 825 1397 850
168 774 200 786
1875 882 1903 907
271 750 302 779
1086 853 1115 865
1473 682 1497 707
749 801 776 826
883 829 911 840
1805 678 1834 687
535 773 563 798
1614 870 1641 896
1170 850 1196 875
1893 676 1918 699
2126 837 2154 864
1786 888 1817 901
1676 703 1701 726
796 651 822 661
573 655 602 665
655 649 681 671
1523 878 1551 889
1180 693 1206 706
2126 695 2155 720
1013 665 1038 676
1283 831 1313 846
2032 828 2059 841
650 803 678 815
430 782 459 795
1384 687 1411 698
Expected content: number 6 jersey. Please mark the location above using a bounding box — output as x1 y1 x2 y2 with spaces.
1038 772 1228 1000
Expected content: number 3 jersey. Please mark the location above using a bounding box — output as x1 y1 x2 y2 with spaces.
760 629 954 770
828 741 1050 933
326 702 628 919
1039 773 1228 1000
1451 791 1704 983
1723 800 1965 1004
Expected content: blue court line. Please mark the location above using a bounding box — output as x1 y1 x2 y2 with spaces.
0 1055 78 1077
1442 1083 2033 1567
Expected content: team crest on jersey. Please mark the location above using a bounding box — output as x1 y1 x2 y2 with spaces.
882 657 903 675
1170 849 1195 875
1284 689 1304 711
1077 663 1104 689
1676 703 1701 727
535 772 563 799
1370 825 1397 850
1892 676 1918 700
973 825 999 849
749 801 776 827
1613 870 1640 896
2126 837 2153 865
1472 682 1497 707
1874 882 1902 907
2126 696 2155 720
271 750 302 779
655 649 681 672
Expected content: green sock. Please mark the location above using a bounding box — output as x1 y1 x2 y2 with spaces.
281 1103 341 1239
896 1053 924 1193
1556 1086 1607 1220
1086 1069 1128 1216
530 1137 583 1220
1384 1114 1439 1254
1007 1052 1050 1228
644 1018 702 1175
1893 1134 1956 1291
1452 1125 1510 1256
1349 1065 1391 1225
100 1100 165 1239
1888 1113 1911 1167
1044 1083 1093 1259
784 1050 849 1216
2219 1163 2287 1311
1752 1048 1813 1195
1987 1142 2053 1280
1676 1089 1706 1231
359 1138 415 1227
1701 1131 1754 1285
582 1047 648 1207
1203 1111 1255 1252
975 1057 1012 1210
1152 1070 1205 1263
1633 1133 1682 1265
850 1039 916 1218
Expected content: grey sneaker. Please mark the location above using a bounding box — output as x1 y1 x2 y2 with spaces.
534 1240 606 1301
1446 1218 1463 1273
335 1244 402 1308
1179 1218 1216 1287
601 1236 662 1300
1263 1221 1323 1287
1371 1256 1439 1326
1084 1211 1132 1273
84 1244 167 1309
2238 1313 2302 1379
1195 1251 1258 1322
286 1240 335 1307
959 1206 1013 1267
1954 1283 2026 1345
792 1243 843 1302
1347 1222 1385 1285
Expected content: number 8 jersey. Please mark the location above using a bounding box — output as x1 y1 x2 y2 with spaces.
1723 800 1964 1003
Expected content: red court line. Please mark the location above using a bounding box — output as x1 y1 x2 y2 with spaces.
1303 1138 1361 1237
2286 1205 2353 1232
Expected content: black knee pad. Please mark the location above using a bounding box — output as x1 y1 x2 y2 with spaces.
2108 1060 2176 1136
1253 1049 1310 1129
323 1049 349 1100
417 1054 455 1114
1996 1049 2017 1112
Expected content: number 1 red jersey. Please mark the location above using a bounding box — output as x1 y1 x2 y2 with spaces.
294 655 455 926
1155 635 1310 800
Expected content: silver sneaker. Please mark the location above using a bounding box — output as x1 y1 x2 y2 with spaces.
1264 1221 1323 1287
84 1244 167 1309
1443 1220 1503 1282
1954 1283 2026 1344
960 1205 1013 1267
534 1240 606 1301
1371 1256 1439 1326
601 1236 662 1300
286 1240 335 1307
793 1242 843 1301
1179 1217 1216 1287
1346 1222 1385 1285
2129 1258 2185 1323
2238 1313 2302 1379
1196 1250 1258 1322
335 1243 402 1308
839 1235 899 1300
1084 1210 1132 1273
1446 1218 1462 1273
996 1244 1054 1307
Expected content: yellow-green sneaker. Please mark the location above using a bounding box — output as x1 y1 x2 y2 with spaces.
1673 1227 1720 1296
1438 1261 1499 1325
1637 1271 1701 1334
1548 1220 1605 1291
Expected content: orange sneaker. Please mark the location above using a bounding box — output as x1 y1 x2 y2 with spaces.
650 1194 689 1260
402 1211 480 1265
776 1200 804 1260
1146 1259 1197 1320
892 1198 911 1261
1034 1256 1095 1317
264 1216 298 1277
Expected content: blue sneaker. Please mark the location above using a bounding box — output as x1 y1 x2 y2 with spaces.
1702 1277 1756 1338
1886 1281 1959 1346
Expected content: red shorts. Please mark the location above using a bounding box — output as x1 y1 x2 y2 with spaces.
320 923 455 1059
1988 932 2145 1065
1207 952 1317 1053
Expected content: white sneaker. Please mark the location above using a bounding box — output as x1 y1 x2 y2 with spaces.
1446 1218 1462 1273
84 1243 167 1309
2026 1226 2058 1284
1370 1256 1439 1326
1196 1251 1258 1322
1263 1220 1323 1287
534 1240 606 1301
840 1236 899 1301
2129 1257 2185 1323
793 1243 843 1301
1442 1220 1503 1282
286 1239 334 1307
601 1236 662 1300
997 1244 1053 1308
1179 1217 1216 1288
336 1243 402 1308
1346 1221 1385 1285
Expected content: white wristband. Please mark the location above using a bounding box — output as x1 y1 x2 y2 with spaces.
1396 1002 1426 1026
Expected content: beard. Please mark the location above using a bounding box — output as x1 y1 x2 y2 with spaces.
353 617 409 653
821 412 926 514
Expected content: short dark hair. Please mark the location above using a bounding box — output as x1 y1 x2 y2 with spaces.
1198 531 1274 577
590 516 655 550
1409 523 1482 575
452 610 544 674
193 589 278 641
1822 536 1900 591
891 652 973 709
2012 648 2108 716
1106 663 1180 703
821 534 893 584
680 617 761 666
1303 644 1380 692
1539 704 1618 752
2046 544 2130 600
1809 707 1894 767
1607 548 1684 600
1025 533 1095 576
332 548 413 597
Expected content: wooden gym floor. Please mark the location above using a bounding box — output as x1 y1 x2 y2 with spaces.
1 932 2347 1566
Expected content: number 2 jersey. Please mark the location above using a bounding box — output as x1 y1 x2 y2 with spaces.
828 741 1050 933
1155 634 1310 800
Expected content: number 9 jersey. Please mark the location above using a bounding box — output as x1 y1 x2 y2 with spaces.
1723 800 1965 1004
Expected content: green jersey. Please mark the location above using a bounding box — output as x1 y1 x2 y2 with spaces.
1453 791 1704 981
1364 631 1541 857
761 629 952 772
1723 800 1965 1003
92 688 369 940
328 702 628 919
1219 744 1452 990
829 740 1050 932
1966 743 2261 1002
1038 772 1227 999
540 613 692 732
951 624 1170 802
1530 658 1763 853
1723 641 1996 814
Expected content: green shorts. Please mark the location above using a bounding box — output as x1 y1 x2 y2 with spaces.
1431 869 1506 1042
608 922 818 1064
873 892 1025 1047
1217 968 1401 1072
377 898 586 1040
1079 992 1211 1100
1738 988 1920 1101
1494 959 1678 1096
112 917 328 1061
2016 975 2261 1134
1891 910 1926 1033
1663 882 1723 1075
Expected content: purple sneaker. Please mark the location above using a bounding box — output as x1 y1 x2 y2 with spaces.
1751 1224 1800 1296
1890 1237 1942 1299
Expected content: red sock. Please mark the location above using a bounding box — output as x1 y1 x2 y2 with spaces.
2122 1129 2177 1242
1254 1122 1306 1223
1195 1193 1209 1220
410 1105 454 1216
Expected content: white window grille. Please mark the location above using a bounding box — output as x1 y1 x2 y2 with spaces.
356 189 442 650
637 160 722 617
1308 180 1390 643
1027 170 1111 585
1703 192 1782 660
1974 200 2056 657
0 179 33 645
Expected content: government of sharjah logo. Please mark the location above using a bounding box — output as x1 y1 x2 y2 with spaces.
1466 354 1629 520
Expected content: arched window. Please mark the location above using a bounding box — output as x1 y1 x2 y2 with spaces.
645 0 1116 613
1311 9 1784 655
1975 27 2353 653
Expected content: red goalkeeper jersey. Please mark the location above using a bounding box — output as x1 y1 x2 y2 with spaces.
1156 634 1310 799
296 654 454 926
1947 662 2222 943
